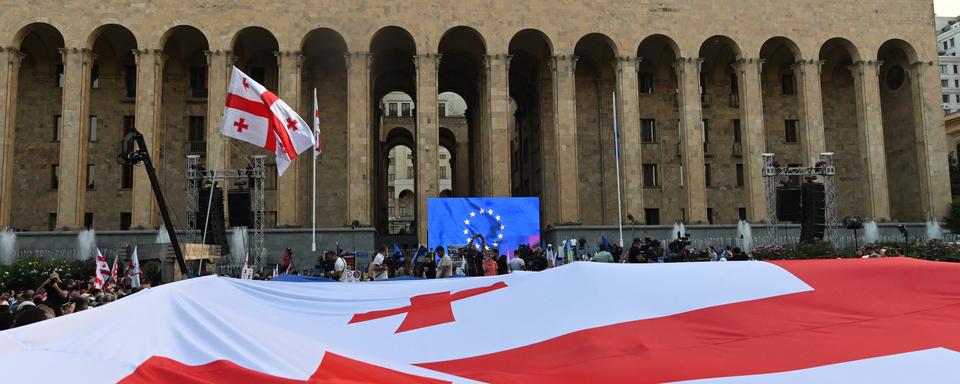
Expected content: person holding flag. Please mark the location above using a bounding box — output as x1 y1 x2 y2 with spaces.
219 67 314 176
124 246 142 289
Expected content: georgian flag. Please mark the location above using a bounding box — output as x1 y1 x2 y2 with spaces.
124 246 141 289
313 88 323 158
5 258 960 383
92 248 111 291
220 67 314 176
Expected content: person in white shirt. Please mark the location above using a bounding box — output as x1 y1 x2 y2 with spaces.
436 246 453 278
369 245 389 280
322 251 348 282
508 255 526 272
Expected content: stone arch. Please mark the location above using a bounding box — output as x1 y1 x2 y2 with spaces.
7 23 65 230
508 29 553 202
878 38 922 220
699 35 742 83
574 33 618 225
301 27 349 227
636 34 683 223
159 25 209 50
85 24 138 50
819 37 864 219
370 26 417 102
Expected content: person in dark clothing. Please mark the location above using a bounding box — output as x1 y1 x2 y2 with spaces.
495 251 508 275
39 273 69 317
627 240 644 263
465 234 487 276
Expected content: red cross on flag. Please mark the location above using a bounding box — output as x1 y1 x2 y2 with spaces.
220 67 314 176
92 248 111 291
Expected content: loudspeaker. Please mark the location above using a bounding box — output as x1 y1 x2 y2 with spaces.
776 188 802 222
227 190 251 227
196 186 229 253
800 181 826 243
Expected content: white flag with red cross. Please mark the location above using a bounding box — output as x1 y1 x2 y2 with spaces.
220 67 314 176
124 246 141 289
313 88 323 158
7 259 960 383
93 248 111 291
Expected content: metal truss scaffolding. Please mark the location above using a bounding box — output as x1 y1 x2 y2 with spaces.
186 155 267 271
761 152 838 243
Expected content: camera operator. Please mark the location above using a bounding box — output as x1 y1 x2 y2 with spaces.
321 251 347 281
38 272 69 316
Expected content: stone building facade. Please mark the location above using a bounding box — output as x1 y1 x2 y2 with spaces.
0 0 951 243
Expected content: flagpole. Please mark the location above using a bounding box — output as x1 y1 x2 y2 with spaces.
612 91 624 248
311 88 318 253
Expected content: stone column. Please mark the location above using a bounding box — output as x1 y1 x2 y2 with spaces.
0 48 22 228
345 51 371 226
55 48 94 229
415 53 440 241
204 50 231 171
616 56 644 224
734 58 767 222
484 54 512 196
849 60 890 220
275 50 303 227
674 57 707 223
550 54 580 224
909 61 952 219
130 49 164 229
795 59 826 166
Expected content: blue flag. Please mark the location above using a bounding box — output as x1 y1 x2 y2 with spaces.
428 197 540 257
393 243 401 257
601 235 611 250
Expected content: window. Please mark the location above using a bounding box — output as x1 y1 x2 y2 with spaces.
53 115 62 142
401 102 412 117
733 119 742 143
705 164 712 187
947 94 954 103
955 65 959 74
944 80 950 88
955 80 959 88
785 119 798 143
639 72 654 94
84 213 93 229
642 164 658 187
86 164 95 190
121 163 133 189
125 65 137 97
406 165 414 178
736 163 744 187
50 164 59 189
123 115 135 148
957 94 960 103
730 72 739 95
706 208 714 224
189 66 207 98
188 116 205 154
388 103 399 117
48 213 57 231
945 42 950 51
942 65 949 74
439 166 448 179
119 212 132 231
644 208 660 225
438 102 447 117
641 119 656 143
702 120 710 143
738 207 747 221
90 65 100 88
56 64 64 88
88 115 98 142
399 204 410 216
952 38 956 48
781 73 795 95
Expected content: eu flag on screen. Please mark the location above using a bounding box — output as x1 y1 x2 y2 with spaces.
428 197 540 255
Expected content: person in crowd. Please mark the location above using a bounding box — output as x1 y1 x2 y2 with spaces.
281 248 294 274
436 246 453 278
730 247 749 261
546 244 561 268
627 239 644 263
483 250 499 276
38 272 69 317
13 305 49 328
424 251 438 279
465 235 487 276
508 254 526 272
369 245 390 280
322 250 347 281
592 244 614 263
495 250 508 275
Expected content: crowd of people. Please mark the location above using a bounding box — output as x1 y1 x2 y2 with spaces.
0 272 148 330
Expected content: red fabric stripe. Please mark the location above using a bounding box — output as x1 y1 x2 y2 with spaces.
417 258 960 383
259 90 298 160
119 352 449 384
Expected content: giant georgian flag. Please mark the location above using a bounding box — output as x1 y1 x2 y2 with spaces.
4 258 960 383
220 67 314 176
